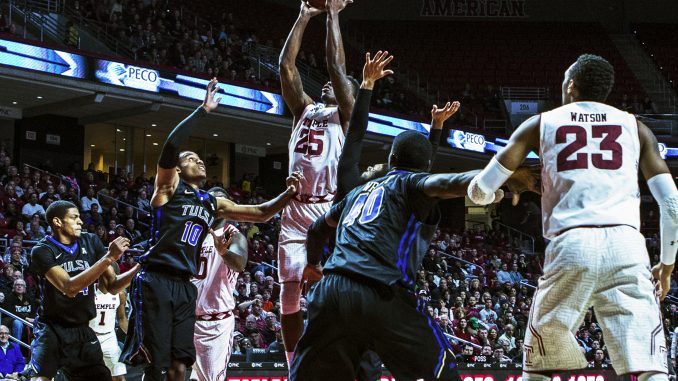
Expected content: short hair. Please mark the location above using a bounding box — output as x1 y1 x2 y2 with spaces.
45 200 78 228
390 131 432 171
178 151 198 165
569 54 615 102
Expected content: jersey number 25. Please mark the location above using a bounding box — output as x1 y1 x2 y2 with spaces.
294 128 325 156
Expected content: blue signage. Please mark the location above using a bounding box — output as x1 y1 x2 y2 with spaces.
367 113 430 137
0 39 86 78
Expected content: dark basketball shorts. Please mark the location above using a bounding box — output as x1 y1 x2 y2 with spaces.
23 320 111 381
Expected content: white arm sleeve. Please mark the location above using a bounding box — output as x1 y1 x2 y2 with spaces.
647 173 678 266
467 157 514 205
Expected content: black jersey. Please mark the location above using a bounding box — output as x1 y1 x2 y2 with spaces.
323 170 440 288
143 179 216 275
30 232 107 326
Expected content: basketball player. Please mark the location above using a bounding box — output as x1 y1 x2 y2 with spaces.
322 50 460 381
89 266 128 381
23 200 139 381
291 132 534 381
191 187 248 381
467 54 676 381
120 78 301 381
278 0 357 364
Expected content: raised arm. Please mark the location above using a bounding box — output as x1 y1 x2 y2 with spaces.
210 227 249 273
336 51 394 200
215 172 301 223
44 237 130 298
279 1 320 122
117 290 128 334
429 101 461 169
326 0 356 129
638 120 678 300
151 79 221 208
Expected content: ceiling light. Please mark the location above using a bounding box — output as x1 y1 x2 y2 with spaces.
116 128 121 132
151 124 157 127
146 134 152 137
153 142 159 146
266 142 271 146
122 138 126 141
119 149 125 152
90 144 95 147
36 96 42 99
212 133 218 137
11 101 17 105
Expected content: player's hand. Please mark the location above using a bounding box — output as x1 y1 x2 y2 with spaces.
431 101 461 129
108 237 131 261
652 262 674 301
286 171 303 195
201 78 221 113
505 165 541 206
361 51 394 90
326 0 353 14
210 228 234 257
300 0 324 18
300 263 323 294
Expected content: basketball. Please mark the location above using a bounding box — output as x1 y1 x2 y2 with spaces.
307 0 326 10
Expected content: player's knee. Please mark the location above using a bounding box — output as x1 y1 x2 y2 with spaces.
280 282 301 315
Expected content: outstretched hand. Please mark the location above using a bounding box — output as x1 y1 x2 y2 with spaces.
286 171 304 194
431 101 461 128
326 0 353 14
300 263 323 295
361 51 394 90
210 228 234 257
505 165 541 206
202 78 221 113
300 0 325 18
108 237 131 261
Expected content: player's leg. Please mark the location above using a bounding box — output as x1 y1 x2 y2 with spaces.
193 318 232 381
372 289 458 381
591 226 669 376
277 240 306 364
168 278 199 381
99 331 127 381
522 229 598 375
290 274 364 381
60 325 112 381
21 321 60 380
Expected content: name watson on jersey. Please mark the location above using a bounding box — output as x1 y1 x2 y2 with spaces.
181 205 215 226
570 112 608 123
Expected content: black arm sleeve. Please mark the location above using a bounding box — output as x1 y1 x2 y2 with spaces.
158 107 207 169
336 89 373 201
428 128 443 169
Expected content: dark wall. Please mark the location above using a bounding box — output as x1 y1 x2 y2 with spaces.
15 115 84 175
258 153 288 196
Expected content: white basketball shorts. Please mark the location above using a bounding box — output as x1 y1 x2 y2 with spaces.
193 315 235 381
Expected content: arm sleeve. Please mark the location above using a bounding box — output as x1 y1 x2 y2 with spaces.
336 89 373 201
158 107 207 169
428 129 443 168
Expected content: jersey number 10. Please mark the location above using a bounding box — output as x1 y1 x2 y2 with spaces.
181 222 203 247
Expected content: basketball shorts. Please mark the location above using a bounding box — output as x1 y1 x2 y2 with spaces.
97 330 126 377
524 225 668 374
120 269 198 376
192 315 236 381
278 200 331 282
290 273 459 381
24 321 111 380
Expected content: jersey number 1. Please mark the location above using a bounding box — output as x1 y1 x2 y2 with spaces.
556 125 622 172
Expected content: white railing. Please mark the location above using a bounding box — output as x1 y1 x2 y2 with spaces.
500 87 549 100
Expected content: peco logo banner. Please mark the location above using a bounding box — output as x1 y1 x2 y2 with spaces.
448 130 487 153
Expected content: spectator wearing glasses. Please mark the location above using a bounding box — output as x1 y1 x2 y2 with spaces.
0 325 25 378
2 279 36 341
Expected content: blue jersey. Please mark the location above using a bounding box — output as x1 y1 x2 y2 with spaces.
323 170 439 288
144 180 216 275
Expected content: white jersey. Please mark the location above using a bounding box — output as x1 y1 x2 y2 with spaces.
192 224 240 315
89 287 120 334
288 103 344 203
540 101 641 238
